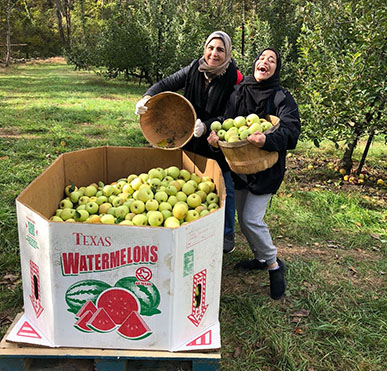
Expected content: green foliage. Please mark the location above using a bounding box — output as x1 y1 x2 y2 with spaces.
297 0 386 149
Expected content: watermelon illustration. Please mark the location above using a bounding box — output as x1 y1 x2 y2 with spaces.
65 279 111 314
117 310 151 340
115 277 161 316
87 307 116 333
74 310 94 333
76 300 97 319
96 288 139 325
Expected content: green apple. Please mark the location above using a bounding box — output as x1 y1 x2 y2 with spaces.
146 199 159 211
116 180 127 192
190 173 202 184
147 210 164 226
100 214 115 224
238 125 249 133
70 191 82 204
125 212 136 221
234 116 246 128
61 208 76 221
208 202 219 210
187 193 202 208
166 185 177 196
50 216 63 222
178 169 191 181
96 195 108 205
139 173 149 183
185 210 200 222
224 127 238 141
99 202 112 214
130 177 143 191
78 186 86 195
55 209 63 217
159 202 172 212
210 121 222 131
206 192 219 204
122 183 134 195
119 220 134 225
132 214 148 226
148 168 163 180
160 209 172 220
85 201 99 214
176 191 187 202
227 135 239 143
196 190 207 202
195 205 207 214
169 180 181 191
106 207 115 216
59 199 73 209
115 205 129 219
173 202 188 220
123 199 135 210
102 185 114 197
200 209 210 217
127 174 137 183
222 118 235 130
167 166 180 179
65 218 75 223
155 191 168 203
130 200 145 214
75 209 89 222
86 214 101 223
137 188 154 203
64 184 77 197
164 216 180 228
112 196 125 208
167 195 178 207
176 179 186 188
240 129 250 140
248 122 262 134
198 182 210 194
182 182 195 196
84 185 98 197
205 181 215 192
246 113 260 126
261 121 273 132
217 129 226 140
149 178 161 190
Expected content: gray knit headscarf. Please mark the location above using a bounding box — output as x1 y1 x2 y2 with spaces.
198 31 232 78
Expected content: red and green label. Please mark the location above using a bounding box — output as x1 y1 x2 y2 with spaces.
65 276 160 340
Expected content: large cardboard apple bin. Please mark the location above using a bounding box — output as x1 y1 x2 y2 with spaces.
8 146 225 352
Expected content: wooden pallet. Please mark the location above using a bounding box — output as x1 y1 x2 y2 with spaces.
0 314 220 371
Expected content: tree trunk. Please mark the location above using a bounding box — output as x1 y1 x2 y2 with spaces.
5 0 12 66
53 0 67 49
63 0 72 49
339 132 361 173
356 130 374 175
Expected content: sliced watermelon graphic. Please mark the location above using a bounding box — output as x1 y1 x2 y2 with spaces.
74 310 93 333
115 277 161 316
87 307 116 333
65 279 111 314
96 288 139 325
117 311 151 340
76 300 97 319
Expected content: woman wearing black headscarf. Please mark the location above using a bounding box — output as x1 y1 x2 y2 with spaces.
135 31 243 253
208 48 301 299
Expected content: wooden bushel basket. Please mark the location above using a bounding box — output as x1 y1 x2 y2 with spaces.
219 115 280 174
140 91 197 150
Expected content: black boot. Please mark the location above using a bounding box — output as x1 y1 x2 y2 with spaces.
234 259 267 270
223 233 235 253
269 259 286 299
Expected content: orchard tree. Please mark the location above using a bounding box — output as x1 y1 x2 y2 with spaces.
297 0 386 172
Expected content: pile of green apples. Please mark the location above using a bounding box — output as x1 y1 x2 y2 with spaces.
210 114 274 143
51 166 220 228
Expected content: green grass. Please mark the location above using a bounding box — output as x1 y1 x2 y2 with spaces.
0 60 386 370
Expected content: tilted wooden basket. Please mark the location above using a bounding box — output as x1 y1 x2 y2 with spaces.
140 91 196 150
219 115 280 174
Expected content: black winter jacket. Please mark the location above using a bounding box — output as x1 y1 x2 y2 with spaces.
223 87 301 194
145 59 239 171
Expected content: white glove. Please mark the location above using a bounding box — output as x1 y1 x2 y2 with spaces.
193 119 207 137
135 96 151 115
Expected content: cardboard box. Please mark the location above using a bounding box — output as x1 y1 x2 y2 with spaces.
7 147 225 351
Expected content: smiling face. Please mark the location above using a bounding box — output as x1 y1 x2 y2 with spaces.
254 49 278 82
204 38 226 67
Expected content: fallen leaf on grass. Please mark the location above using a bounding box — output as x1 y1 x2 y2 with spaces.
294 327 304 335
348 266 357 275
2 274 19 282
370 233 381 240
0 155 9 160
233 346 242 358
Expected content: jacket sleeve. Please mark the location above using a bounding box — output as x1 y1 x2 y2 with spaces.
144 61 194 96
262 89 301 152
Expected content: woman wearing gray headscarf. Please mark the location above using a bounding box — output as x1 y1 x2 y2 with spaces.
135 31 243 253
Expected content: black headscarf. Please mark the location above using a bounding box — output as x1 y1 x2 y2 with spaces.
234 48 281 117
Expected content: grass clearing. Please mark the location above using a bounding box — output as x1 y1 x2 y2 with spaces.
0 60 386 370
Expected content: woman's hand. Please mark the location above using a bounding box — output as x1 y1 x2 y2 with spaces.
207 130 220 148
135 95 151 115
247 132 266 148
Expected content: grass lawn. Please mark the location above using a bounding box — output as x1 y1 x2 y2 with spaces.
0 59 386 370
